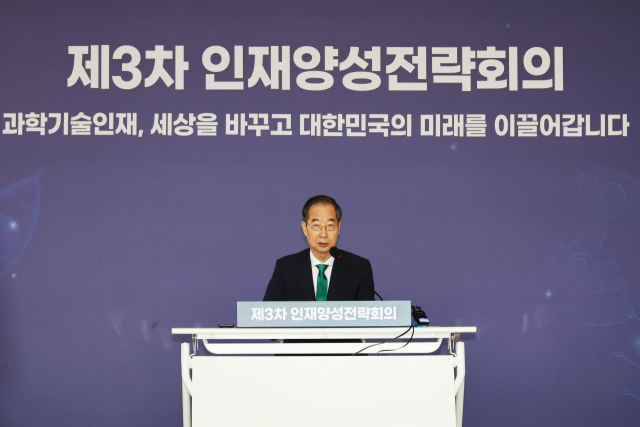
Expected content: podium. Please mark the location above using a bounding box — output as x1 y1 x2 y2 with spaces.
172 326 476 427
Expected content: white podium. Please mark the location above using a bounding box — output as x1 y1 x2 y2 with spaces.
172 326 476 427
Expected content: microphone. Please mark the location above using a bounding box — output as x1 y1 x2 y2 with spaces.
329 247 384 301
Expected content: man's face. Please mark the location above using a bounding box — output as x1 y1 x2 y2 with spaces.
301 202 341 259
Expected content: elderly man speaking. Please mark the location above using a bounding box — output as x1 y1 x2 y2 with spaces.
264 195 375 302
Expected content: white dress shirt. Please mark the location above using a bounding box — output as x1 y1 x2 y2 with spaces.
309 250 335 297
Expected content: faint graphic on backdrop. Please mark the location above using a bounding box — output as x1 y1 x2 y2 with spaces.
549 167 638 326
0 171 42 279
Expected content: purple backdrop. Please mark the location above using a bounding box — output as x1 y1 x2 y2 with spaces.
1 1 640 426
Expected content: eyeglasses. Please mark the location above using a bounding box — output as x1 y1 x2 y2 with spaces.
306 222 338 232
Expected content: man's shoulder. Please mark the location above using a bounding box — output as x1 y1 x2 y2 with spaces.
335 249 371 267
275 249 309 266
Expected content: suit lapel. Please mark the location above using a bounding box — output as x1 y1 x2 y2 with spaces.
326 257 346 301
294 250 316 301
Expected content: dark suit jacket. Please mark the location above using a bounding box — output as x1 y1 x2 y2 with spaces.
263 249 375 301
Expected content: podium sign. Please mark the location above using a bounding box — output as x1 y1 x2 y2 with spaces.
237 300 411 327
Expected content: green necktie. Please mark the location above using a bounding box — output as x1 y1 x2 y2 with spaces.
316 264 328 301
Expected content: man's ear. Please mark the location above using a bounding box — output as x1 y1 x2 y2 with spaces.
301 221 308 237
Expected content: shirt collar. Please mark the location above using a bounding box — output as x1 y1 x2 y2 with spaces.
309 249 334 267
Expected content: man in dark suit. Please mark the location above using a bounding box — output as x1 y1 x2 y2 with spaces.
264 195 374 302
